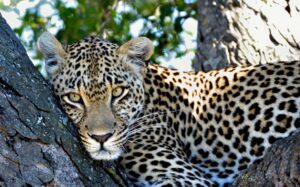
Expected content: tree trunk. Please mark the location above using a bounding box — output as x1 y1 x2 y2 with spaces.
0 15 129 187
195 0 300 71
195 0 300 186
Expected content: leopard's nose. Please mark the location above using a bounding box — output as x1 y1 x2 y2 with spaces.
91 133 113 143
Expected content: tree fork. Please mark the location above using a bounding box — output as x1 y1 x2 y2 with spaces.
195 0 300 71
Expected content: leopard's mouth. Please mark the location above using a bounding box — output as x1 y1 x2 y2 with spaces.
79 125 129 160
83 135 126 160
89 148 123 160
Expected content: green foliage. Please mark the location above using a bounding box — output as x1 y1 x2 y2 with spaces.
4 0 197 64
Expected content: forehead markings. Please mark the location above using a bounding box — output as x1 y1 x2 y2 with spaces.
60 36 125 99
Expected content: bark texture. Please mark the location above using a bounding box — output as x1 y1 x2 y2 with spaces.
195 0 300 71
233 131 300 187
0 15 129 187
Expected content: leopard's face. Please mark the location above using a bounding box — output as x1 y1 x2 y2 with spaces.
38 32 153 160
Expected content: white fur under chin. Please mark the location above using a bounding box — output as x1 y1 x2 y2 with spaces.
89 149 123 160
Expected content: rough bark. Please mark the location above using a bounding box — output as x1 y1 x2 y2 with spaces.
195 0 300 186
0 14 129 187
233 131 300 187
195 0 300 71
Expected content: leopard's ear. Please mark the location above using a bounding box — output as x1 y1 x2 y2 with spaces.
37 31 67 76
117 37 153 70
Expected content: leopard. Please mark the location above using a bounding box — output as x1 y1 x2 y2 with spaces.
37 31 300 187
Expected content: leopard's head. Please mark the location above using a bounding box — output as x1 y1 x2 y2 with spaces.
38 32 153 160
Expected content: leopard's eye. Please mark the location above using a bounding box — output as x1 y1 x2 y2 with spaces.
68 93 82 103
112 86 124 98
63 93 84 109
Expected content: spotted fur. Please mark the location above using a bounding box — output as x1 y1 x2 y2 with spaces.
38 32 300 187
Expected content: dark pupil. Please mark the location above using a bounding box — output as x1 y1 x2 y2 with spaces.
47 60 58 66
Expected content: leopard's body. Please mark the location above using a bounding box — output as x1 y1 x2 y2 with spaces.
38 32 300 187
125 63 300 186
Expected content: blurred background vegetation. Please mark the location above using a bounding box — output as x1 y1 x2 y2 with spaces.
0 0 198 74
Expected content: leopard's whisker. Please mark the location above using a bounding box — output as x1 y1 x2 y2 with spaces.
128 124 164 135
132 109 179 123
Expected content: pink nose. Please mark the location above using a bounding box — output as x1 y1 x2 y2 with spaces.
91 133 113 143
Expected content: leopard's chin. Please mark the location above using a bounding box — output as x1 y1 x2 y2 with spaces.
89 149 123 160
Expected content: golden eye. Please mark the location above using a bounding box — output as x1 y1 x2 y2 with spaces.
112 87 124 98
68 93 81 102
